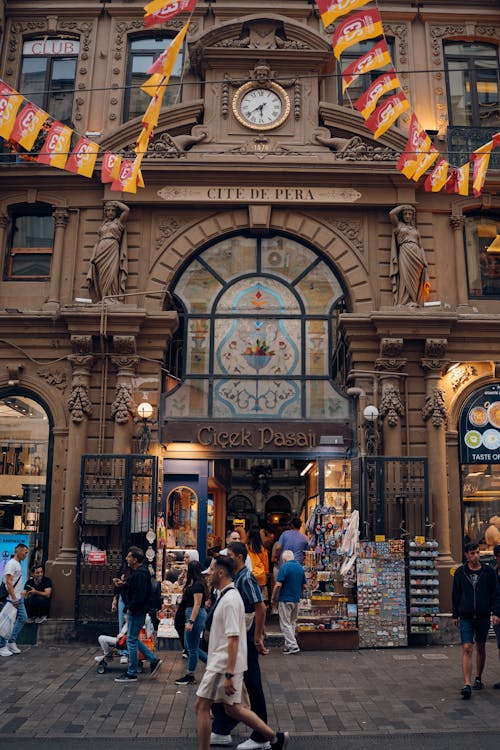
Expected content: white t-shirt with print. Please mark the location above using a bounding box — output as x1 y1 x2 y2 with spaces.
3 558 23 599
207 585 247 675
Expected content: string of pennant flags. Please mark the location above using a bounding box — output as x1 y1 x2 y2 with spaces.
0 0 498 196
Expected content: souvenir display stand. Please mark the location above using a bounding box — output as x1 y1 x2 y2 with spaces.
408 538 440 637
156 549 185 648
357 540 408 648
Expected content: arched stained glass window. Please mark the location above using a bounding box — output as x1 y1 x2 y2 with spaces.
165 234 348 421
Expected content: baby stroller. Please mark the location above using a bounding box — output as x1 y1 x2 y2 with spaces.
95 617 154 674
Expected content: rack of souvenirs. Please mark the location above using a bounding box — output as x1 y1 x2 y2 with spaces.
156 575 183 641
357 540 408 648
408 538 440 635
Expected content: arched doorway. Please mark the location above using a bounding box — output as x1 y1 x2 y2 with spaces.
265 495 292 527
0 393 51 573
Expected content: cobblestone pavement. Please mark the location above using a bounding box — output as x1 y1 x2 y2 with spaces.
0 641 499 740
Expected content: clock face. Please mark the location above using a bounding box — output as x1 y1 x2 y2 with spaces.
233 82 290 131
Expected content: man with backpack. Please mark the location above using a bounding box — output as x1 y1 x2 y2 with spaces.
452 542 500 699
113 546 162 682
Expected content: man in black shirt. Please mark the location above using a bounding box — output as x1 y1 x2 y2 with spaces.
452 542 500 699
23 565 52 623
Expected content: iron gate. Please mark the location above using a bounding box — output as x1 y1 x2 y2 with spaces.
76 454 158 625
356 457 429 539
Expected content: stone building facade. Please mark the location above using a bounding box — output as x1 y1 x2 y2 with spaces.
0 0 499 620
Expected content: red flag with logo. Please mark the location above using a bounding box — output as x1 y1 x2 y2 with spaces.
101 151 122 183
342 39 392 93
0 82 24 140
364 92 409 139
37 121 72 169
395 113 425 178
332 9 384 60
65 136 99 177
144 0 196 29
10 102 49 150
354 70 400 119
316 0 372 28
424 158 449 193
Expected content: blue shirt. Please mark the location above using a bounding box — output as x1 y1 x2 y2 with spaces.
233 565 262 613
278 529 309 566
276 560 306 603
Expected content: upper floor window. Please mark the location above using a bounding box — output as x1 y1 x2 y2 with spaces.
444 42 500 128
465 214 500 298
20 39 79 126
124 37 184 122
5 203 54 281
338 38 395 107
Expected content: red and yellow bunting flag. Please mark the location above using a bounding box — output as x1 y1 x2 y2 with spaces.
65 136 99 177
142 92 164 131
364 91 409 139
470 140 494 197
411 145 439 181
144 0 196 29
101 151 122 183
342 39 392 93
121 155 144 194
10 102 48 150
396 114 426 178
332 9 383 60
316 0 373 28
493 132 500 148
354 69 400 119
424 158 449 192
142 21 189 94
36 121 72 169
444 163 470 196
0 82 24 139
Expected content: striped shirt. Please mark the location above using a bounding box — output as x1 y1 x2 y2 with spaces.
233 565 262 613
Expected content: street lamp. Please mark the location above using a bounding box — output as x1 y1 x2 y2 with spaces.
363 405 379 456
135 400 155 453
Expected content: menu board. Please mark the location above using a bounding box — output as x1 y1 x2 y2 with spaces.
357 540 407 648
459 383 500 463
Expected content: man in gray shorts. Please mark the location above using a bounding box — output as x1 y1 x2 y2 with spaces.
195 555 288 750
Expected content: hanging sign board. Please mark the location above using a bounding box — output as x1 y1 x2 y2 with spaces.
23 40 80 56
87 551 107 565
459 383 500 463
81 496 122 525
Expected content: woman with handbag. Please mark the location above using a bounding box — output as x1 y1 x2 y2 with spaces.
176 561 208 685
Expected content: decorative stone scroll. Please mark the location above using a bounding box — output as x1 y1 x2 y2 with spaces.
422 388 447 429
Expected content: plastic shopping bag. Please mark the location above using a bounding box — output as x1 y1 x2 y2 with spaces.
0 601 17 639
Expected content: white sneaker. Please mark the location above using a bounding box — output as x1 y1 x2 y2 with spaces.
210 733 233 746
7 643 21 654
95 655 108 662
34 616 47 624
120 655 128 664
237 740 271 750
0 646 13 657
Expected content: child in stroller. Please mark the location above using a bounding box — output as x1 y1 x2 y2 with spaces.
95 622 141 674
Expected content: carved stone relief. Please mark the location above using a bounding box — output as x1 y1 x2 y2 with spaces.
212 21 310 51
313 129 397 162
221 62 301 121
67 335 93 423
379 383 405 428
376 338 407 371
37 368 68 391
449 364 477 392
156 216 191 249
111 382 136 425
422 387 447 428
329 219 364 255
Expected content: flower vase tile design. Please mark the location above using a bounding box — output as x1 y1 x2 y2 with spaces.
214 282 300 417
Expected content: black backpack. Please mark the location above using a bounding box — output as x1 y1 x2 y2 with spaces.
148 577 163 616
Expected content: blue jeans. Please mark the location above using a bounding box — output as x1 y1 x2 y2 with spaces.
118 596 128 656
126 612 155 676
0 598 27 647
184 606 207 673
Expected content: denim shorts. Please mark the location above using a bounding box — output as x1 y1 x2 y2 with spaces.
459 617 491 644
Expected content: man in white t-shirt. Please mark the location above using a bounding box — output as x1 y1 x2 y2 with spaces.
195 555 289 750
0 543 29 657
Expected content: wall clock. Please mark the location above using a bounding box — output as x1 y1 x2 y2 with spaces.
232 81 291 131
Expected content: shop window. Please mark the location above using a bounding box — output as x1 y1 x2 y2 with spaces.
338 37 395 108
164 234 348 421
20 38 79 126
0 395 49 568
5 203 54 280
444 42 499 128
465 214 500 298
123 36 184 122
462 464 500 555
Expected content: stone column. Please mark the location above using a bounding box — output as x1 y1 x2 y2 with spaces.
0 212 11 274
45 208 69 309
111 335 139 454
421 338 452 563
51 335 94 617
376 338 406 457
449 214 468 307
